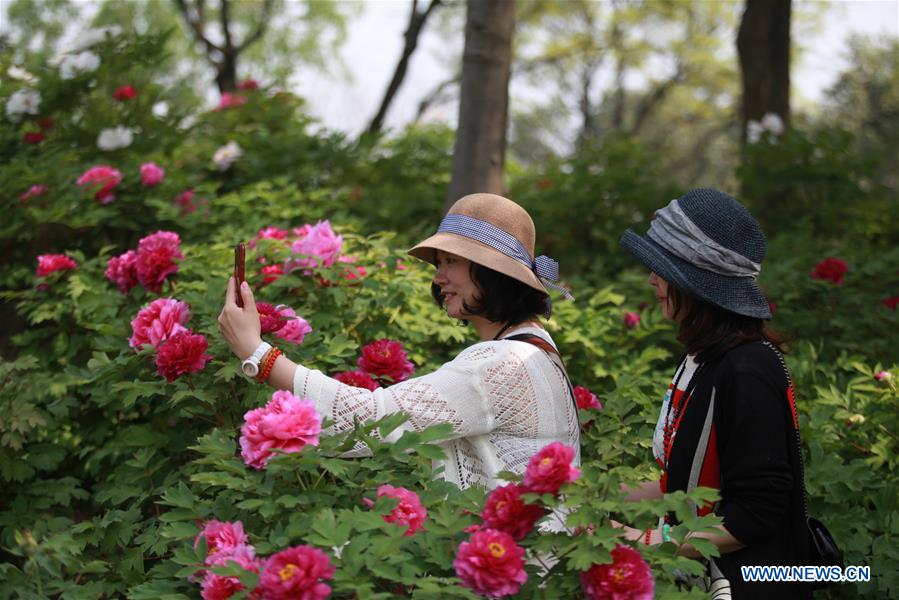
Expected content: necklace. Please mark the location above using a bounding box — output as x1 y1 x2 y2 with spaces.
660 357 704 491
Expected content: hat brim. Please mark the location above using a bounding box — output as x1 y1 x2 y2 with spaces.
619 230 771 319
409 232 550 297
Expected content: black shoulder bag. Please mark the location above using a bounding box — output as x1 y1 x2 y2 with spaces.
761 342 844 585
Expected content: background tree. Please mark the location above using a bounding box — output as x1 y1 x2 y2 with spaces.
736 0 792 138
445 0 515 209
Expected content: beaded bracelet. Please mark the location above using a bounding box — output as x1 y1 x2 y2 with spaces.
644 527 652 545
257 347 282 383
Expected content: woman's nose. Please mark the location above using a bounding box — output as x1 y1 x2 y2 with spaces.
434 266 447 285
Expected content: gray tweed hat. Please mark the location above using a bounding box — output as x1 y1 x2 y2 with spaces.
619 188 772 319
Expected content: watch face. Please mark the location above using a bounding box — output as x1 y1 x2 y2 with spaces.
242 361 259 377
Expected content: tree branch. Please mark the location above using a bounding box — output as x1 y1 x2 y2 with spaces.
627 63 686 136
237 0 274 53
220 0 233 52
414 72 459 122
367 0 443 134
172 0 223 63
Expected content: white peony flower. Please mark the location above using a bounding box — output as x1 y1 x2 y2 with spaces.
5 89 41 122
746 120 764 144
59 51 101 80
97 126 134 151
7 65 38 83
760 112 785 136
213 141 242 171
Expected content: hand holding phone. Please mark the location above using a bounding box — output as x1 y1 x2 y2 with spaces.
234 242 246 307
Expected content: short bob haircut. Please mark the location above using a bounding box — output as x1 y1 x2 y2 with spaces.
667 282 788 363
431 262 550 325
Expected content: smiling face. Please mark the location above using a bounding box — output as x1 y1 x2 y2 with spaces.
433 250 482 319
648 272 678 320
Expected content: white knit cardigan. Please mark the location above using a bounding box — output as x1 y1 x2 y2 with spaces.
292 326 581 489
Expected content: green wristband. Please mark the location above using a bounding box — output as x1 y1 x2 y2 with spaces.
661 523 672 543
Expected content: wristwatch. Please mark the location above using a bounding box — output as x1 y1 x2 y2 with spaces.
241 341 272 378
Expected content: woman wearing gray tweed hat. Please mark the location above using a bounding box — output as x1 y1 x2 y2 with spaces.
219 193 579 491
616 189 813 599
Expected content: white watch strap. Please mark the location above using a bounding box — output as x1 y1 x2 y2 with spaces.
243 341 272 369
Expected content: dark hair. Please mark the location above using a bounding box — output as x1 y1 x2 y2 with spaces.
431 262 549 325
668 284 789 363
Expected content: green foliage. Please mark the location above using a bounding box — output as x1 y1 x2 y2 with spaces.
1 22 897 600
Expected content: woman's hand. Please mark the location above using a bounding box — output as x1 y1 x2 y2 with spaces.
218 277 263 360
611 519 657 544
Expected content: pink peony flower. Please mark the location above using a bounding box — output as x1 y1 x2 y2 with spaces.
875 371 892 381
238 79 259 90
255 226 290 243
240 390 322 469
882 297 899 311
333 370 380 391
256 302 287 334
20 184 48 202
580 545 655 600
481 483 545 541
216 92 246 110
106 249 139 294
155 330 211 382
194 521 250 565
357 339 415 383
23 131 43 144
76 164 123 204
129 297 190 349
113 85 137 101
140 162 165 187
623 311 640 329
260 264 284 285
370 485 427 537
200 545 261 600
523 442 581 495
454 528 527 598
810 257 848 285
136 230 183 293
258 545 334 600
174 189 196 214
36 254 77 277
287 220 343 271
274 305 312 345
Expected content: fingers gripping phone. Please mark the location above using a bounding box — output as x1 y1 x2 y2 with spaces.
234 242 246 307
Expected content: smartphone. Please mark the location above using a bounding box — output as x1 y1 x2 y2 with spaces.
234 242 246 307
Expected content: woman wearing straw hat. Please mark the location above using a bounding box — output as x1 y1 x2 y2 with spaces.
219 193 579 490
617 189 812 599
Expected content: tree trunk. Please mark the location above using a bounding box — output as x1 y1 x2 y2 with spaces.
737 0 791 139
445 0 515 211
367 0 442 134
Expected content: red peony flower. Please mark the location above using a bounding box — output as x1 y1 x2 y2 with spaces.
216 92 246 110
875 371 892 382
76 164 122 204
240 390 322 469
333 370 380 391
454 528 527 598
256 302 287 334
130 298 191 349
481 483 545 541
260 264 284 285
199 545 261 600
768 299 777 315
358 339 415 383
580 545 655 600
882 297 899 311
36 254 77 277
174 189 196 214
106 249 139 294
155 330 211 382
135 230 183 293
35 116 55 130
238 79 259 90
20 184 48 202
139 162 165 187
574 385 602 412
258 545 334 600
113 85 137 101
810 257 848 285
23 131 43 144
523 441 581 495
623 311 640 329
370 485 427 537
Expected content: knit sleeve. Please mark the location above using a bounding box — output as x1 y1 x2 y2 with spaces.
293 342 528 447
714 359 794 546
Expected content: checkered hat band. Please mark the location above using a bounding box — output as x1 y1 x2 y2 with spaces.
437 214 573 300
648 199 761 278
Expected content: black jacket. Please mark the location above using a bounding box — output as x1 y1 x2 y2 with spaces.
666 342 813 599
